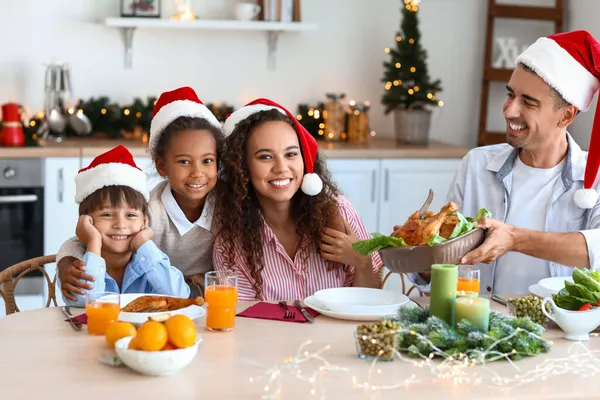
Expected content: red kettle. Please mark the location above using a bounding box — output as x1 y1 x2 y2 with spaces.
0 102 25 147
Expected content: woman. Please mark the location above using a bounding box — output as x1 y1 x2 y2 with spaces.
213 98 382 301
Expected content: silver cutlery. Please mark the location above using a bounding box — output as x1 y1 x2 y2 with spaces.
491 295 509 307
294 300 314 322
62 306 82 331
278 301 295 319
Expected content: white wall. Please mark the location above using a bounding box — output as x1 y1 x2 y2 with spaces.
0 0 598 148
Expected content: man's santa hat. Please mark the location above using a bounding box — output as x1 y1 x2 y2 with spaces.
223 98 323 196
75 145 149 204
516 30 600 209
148 86 222 157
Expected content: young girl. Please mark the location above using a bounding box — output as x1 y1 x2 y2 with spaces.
213 98 382 301
57 86 224 300
61 145 190 306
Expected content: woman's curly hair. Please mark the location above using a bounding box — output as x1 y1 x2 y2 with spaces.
214 110 340 299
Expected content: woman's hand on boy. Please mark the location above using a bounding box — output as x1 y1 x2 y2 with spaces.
320 218 370 268
76 215 102 254
130 226 154 252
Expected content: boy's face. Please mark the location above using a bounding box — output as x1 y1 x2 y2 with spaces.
155 128 218 208
89 203 145 254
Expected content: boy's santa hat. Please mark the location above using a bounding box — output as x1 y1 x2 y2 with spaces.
75 145 149 204
148 86 222 157
516 30 600 209
223 98 323 196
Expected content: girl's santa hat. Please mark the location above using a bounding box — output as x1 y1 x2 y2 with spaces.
75 145 149 204
516 30 600 209
223 98 323 196
148 86 222 157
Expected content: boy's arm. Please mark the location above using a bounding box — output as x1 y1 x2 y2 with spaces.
130 241 191 298
61 252 107 307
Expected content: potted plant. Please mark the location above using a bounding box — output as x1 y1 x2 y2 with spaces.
381 0 442 145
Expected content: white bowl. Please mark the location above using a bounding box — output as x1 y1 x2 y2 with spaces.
313 287 408 316
538 276 573 294
542 297 600 341
114 336 202 376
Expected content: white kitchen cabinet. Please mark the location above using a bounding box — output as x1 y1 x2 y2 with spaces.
377 159 461 233
44 157 81 306
327 159 380 234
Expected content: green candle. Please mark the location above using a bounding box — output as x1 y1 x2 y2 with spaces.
429 264 458 326
457 290 479 299
455 297 490 332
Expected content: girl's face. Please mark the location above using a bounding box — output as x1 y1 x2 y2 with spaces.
155 129 218 206
246 121 304 205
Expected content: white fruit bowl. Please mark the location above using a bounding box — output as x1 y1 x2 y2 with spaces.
114 336 202 376
538 276 573 295
313 287 408 316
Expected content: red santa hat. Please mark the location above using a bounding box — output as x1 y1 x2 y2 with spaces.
148 86 222 157
516 30 600 209
223 98 323 196
75 145 149 204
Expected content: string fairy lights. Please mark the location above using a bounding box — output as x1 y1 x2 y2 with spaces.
249 328 600 397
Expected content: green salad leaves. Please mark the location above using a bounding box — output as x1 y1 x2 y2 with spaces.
552 268 600 311
352 208 491 256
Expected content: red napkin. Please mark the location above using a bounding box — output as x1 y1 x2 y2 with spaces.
237 302 320 323
64 313 88 325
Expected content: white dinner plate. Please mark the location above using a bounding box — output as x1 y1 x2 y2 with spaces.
117 293 205 324
303 295 416 322
529 284 552 298
313 287 409 316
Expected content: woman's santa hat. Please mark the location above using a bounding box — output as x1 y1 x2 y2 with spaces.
516 30 600 209
223 98 323 196
75 145 149 204
148 86 222 157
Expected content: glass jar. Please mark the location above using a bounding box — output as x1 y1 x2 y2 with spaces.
347 103 370 144
324 93 346 142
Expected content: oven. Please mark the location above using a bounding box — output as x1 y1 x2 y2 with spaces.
0 159 45 314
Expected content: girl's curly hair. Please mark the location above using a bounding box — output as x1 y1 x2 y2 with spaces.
214 110 341 299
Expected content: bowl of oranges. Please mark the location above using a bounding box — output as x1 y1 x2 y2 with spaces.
112 313 201 376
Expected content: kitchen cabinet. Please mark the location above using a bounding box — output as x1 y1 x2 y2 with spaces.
43 157 81 306
327 158 461 234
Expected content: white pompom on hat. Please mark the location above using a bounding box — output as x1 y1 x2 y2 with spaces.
223 98 323 196
516 30 600 209
75 145 149 204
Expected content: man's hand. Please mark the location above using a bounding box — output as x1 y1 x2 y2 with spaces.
58 257 95 301
130 225 154 252
320 218 370 268
76 215 102 254
460 217 517 265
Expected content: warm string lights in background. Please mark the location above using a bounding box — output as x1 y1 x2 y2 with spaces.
249 330 600 398
405 0 421 12
296 100 376 141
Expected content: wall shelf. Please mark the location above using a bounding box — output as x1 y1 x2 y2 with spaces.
104 18 318 69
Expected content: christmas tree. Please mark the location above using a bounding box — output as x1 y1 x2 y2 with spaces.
381 0 443 114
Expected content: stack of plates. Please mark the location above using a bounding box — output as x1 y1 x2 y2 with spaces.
529 276 572 298
304 287 410 321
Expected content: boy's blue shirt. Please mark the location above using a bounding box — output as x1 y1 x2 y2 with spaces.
61 240 190 307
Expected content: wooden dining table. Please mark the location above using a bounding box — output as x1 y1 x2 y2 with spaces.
1 297 600 399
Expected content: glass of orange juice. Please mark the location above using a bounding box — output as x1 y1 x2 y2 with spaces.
205 271 238 332
85 291 120 335
457 266 480 293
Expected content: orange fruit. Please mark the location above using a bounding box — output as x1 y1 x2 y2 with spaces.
165 314 197 348
128 336 139 350
161 342 177 351
136 321 168 352
105 321 137 349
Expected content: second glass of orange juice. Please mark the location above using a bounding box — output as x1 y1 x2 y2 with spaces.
457 265 481 293
85 292 120 335
205 271 238 332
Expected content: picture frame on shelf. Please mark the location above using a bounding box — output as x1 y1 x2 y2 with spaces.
120 0 161 18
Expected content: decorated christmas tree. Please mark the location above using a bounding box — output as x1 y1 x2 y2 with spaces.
381 0 443 113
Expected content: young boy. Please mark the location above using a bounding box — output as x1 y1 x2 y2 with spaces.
60 145 190 306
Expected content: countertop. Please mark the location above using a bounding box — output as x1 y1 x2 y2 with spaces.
0 138 471 159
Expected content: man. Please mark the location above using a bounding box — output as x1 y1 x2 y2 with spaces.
448 30 600 294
